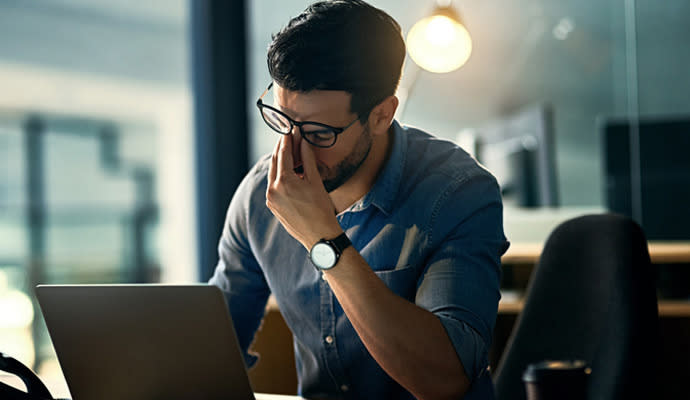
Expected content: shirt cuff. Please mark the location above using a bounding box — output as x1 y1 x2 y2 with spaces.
243 351 259 369
437 314 490 381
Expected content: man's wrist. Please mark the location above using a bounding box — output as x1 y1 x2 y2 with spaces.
309 232 352 271
305 225 344 250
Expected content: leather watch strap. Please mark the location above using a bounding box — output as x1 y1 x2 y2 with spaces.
330 232 352 253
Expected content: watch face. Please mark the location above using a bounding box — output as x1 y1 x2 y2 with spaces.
311 242 337 269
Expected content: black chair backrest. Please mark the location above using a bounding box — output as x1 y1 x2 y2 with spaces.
493 213 659 400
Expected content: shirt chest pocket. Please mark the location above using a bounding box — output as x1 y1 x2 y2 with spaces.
373 265 419 302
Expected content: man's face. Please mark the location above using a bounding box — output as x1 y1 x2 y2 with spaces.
272 83 372 192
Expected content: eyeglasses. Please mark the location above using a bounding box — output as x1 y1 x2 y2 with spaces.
256 82 359 148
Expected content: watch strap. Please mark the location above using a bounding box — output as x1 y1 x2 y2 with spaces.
329 232 352 254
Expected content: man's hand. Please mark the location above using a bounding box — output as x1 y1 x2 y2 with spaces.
266 134 343 249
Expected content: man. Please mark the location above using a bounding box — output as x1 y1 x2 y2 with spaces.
209 1 509 399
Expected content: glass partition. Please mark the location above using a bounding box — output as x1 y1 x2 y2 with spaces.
248 0 689 240
0 1 194 385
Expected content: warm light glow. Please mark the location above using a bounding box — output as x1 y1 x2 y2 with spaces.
0 271 36 367
0 272 34 328
407 14 473 73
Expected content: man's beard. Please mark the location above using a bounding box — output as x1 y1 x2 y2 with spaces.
321 124 372 193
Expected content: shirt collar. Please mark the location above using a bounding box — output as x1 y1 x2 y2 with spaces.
357 119 406 216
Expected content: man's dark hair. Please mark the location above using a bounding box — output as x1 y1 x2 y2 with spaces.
267 0 406 123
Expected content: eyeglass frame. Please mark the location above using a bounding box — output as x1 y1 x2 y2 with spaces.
256 82 361 148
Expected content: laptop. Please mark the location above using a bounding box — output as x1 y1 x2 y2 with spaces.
36 284 257 400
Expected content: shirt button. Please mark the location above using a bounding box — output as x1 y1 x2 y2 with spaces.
340 384 349 392
478 365 490 378
321 273 327 281
325 335 334 344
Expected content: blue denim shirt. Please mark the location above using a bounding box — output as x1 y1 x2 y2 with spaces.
210 120 509 399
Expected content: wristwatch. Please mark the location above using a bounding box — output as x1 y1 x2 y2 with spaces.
309 232 352 270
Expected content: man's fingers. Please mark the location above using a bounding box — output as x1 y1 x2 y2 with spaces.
268 138 280 183
276 134 294 180
300 138 320 182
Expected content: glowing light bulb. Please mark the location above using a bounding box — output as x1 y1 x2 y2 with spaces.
425 16 457 46
407 12 472 73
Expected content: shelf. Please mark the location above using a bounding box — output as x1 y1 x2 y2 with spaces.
498 299 690 317
657 300 690 317
502 241 690 265
268 293 690 318
649 243 690 264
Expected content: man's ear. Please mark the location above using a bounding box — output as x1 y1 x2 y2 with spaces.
367 95 399 136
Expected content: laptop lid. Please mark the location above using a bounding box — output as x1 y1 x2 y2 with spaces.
36 284 255 400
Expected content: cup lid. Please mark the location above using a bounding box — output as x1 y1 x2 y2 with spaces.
522 360 592 382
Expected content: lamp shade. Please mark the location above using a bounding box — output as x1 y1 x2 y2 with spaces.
406 6 472 73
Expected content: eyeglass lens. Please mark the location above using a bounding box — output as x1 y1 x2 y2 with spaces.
260 107 337 147
261 108 291 133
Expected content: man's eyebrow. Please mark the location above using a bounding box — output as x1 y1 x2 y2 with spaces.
274 103 331 123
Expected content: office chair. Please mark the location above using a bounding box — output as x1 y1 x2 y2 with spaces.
493 213 658 400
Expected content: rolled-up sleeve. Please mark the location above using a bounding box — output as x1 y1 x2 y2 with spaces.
209 168 271 368
416 175 509 381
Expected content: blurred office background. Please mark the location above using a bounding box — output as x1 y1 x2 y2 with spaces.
0 0 688 392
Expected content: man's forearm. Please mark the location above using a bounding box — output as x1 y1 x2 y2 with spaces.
323 246 471 400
